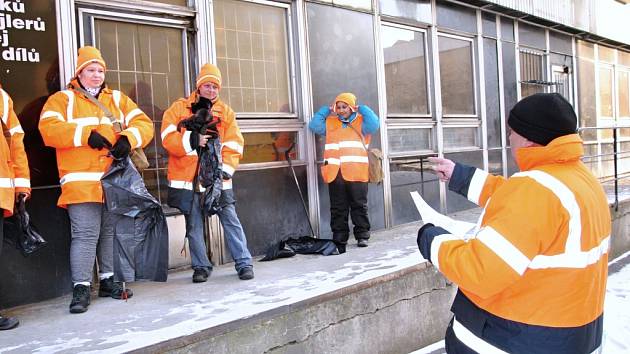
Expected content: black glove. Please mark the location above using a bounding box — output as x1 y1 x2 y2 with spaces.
88 131 112 150
190 132 200 150
206 119 219 139
111 136 131 159
191 96 212 113
222 171 231 180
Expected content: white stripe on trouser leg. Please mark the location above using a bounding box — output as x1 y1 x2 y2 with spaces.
452 318 508 354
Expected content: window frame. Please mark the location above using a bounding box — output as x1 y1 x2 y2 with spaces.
380 22 433 119
437 32 479 119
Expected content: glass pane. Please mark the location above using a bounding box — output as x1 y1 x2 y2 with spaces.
599 67 613 117
94 19 187 204
620 50 630 67
488 148 503 176
518 22 545 50
436 1 477 34
149 0 188 5
549 30 572 55
482 12 497 38
382 26 429 115
484 38 501 148
500 17 514 42
618 71 629 118
599 45 615 64
379 0 431 24
519 50 545 98
214 0 291 113
241 131 298 163
578 58 597 140
502 42 517 143
389 156 440 226
317 0 372 11
443 127 479 150
577 40 594 60
387 128 432 153
439 36 475 115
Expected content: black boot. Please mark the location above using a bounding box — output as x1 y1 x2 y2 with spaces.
237 266 254 280
0 314 19 330
99 277 133 300
69 285 91 314
192 268 211 283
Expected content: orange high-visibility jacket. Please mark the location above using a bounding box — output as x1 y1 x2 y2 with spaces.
39 79 154 207
0 87 30 216
322 115 370 183
431 134 610 328
161 92 243 191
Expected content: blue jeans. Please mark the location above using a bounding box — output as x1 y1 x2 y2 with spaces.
185 191 253 272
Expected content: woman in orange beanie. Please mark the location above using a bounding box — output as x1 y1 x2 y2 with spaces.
38 46 154 314
308 93 380 253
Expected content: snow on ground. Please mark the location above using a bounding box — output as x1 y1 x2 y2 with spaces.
411 251 630 354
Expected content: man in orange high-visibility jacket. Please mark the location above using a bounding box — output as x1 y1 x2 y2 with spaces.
161 63 253 283
0 85 31 330
418 93 610 354
39 46 154 314
309 93 379 253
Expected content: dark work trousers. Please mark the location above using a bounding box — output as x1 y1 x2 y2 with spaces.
0 213 4 256
328 173 370 244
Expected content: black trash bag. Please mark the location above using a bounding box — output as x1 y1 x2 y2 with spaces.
199 138 223 217
101 157 169 282
260 236 338 261
3 194 47 257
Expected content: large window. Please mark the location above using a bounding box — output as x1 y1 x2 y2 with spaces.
519 49 546 98
438 35 475 116
599 66 614 118
213 0 292 115
382 25 430 116
81 10 190 206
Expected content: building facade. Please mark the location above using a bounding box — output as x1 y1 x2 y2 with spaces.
1 0 629 307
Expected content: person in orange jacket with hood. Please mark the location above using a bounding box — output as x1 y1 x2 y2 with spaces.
161 63 253 282
0 84 31 330
419 93 610 353
39 46 154 314
308 93 379 253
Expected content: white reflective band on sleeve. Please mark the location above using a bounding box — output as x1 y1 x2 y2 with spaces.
13 178 30 188
0 178 13 188
325 143 339 150
430 233 458 270
73 125 84 147
126 127 143 148
324 158 340 165
99 117 114 125
467 168 489 205
40 111 65 121
477 226 530 275
60 172 104 185
339 140 366 149
169 180 193 190
223 164 235 176
453 318 509 354
1 89 8 124
513 170 582 254
61 90 74 122
222 141 244 154
9 125 24 135
124 108 143 126
112 90 122 119
183 131 193 154
529 236 610 269
71 117 100 147
161 124 177 141
222 179 232 190
340 155 369 163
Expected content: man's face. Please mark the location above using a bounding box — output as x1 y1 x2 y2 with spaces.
335 101 352 119
199 82 220 101
78 63 105 89
509 128 536 162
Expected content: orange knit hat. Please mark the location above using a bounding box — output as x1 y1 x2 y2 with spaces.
196 63 222 89
334 92 357 112
75 46 106 76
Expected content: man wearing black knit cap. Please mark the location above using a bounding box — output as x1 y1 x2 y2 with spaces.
417 93 610 354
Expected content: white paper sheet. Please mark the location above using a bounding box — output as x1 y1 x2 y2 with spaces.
410 191 476 236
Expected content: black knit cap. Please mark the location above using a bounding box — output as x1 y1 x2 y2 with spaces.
508 93 577 146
